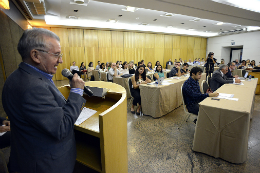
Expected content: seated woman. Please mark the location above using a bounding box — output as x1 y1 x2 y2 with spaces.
180 63 190 75
130 65 151 115
120 61 129 75
128 62 135 74
146 62 153 72
99 63 107 72
238 60 246 69
80 62 87 81
154 61 161 71
87 62 94 80
154 65 165 80
251 60 256 68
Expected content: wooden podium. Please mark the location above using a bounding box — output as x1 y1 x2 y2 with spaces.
58 81 128 173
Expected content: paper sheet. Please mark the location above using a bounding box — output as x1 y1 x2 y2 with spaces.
75 107 97 125
217 93 234 99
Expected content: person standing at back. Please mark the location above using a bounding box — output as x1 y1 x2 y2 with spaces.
2 28 86 173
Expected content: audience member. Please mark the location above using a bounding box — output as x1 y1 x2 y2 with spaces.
129 62 135 74
174 59 177 65
226 62 238 78
120 61 129 75
205 52 215 77
87 62 94 80
193 58 198 64
99 63 107 72
130 65 151 115
166 59 173 68
182 67 219 116
169 62 181 77
235 59 240 67
116 61 121 70
179 58 183 65
108 63 120 82
154 61 161 71
251 60 256 68
238 60 246 69
80 62 87 81
220 59 225 65
200 58 205 65
187 59 193 66
211 65 241 91
70 61 81 76
0 116 10 149
181 63 189 75
154 65 165 80
96 61 101 70
119 61 122 68
146 62 153 72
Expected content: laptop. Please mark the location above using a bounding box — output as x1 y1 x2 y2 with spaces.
158 77 164 85
239 71 248 80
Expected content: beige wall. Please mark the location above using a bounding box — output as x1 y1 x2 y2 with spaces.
36 27 207 80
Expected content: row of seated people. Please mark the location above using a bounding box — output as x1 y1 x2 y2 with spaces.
129 63 241 117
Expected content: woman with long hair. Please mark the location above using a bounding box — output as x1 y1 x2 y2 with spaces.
205 52 215 78
80 62 87 81
130 65 151 115
87 62 94 80
154 65 165 80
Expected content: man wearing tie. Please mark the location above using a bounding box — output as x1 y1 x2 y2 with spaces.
2 28 86 173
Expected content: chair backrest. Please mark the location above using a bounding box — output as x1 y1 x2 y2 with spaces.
181 84 189 114
128 77 133 98
201 80 209 94
207 76 212 88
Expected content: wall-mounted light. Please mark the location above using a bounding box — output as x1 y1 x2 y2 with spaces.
0 0 10 10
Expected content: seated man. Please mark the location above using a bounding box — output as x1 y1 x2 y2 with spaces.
226 62 238 78
70 61 81 76
166 59 173 68
0 116 10 149
182 67 219 115
96 61 101 70
187 59 193 66
181 63 189 75
108 63 120 82
169 62 181 77
211 65 241 91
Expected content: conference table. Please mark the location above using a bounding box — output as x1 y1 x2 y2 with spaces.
192 79 258 163
139 73 206 118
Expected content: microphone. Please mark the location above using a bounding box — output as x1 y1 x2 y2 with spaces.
61 69 93 97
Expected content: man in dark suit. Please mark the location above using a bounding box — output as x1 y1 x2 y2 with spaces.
2 28 86 173
226 62 239 78
211 65 241 91
169 62 181 77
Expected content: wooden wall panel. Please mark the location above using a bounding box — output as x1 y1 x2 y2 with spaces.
111 31 123 48
124 48 135 63
194 49 201 60
201 38 207 49
83 30 98 47
135 48 143 64
155 48 164 65
98 30 111 48
135 33 145 48
144 48 155 64
172 36 180 49
124 32 135 48
187 49 194 61
145 34 155 48
200 49 207 59
172 49 180 60
155 34 164 49
69 47 85 67
112 48 124 63
51 28 69 47
99 48 111 63
194 37 201 50
164 48 173 64
85 47 99 66
164 35 172 49
68 29 83 47
188 37 195 50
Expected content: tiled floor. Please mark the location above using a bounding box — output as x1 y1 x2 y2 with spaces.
54 80 260 173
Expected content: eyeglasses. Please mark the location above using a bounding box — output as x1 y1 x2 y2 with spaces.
36 49 63 60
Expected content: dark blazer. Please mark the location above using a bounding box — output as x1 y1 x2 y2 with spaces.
211 69 234 91
2 62 86 173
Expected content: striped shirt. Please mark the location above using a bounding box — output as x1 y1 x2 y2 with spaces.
24 63 83 96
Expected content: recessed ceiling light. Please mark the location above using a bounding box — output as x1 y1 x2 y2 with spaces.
216 22 224 25
107 19 118 23
167 26 173 28
233 25 242 27
118 15 123 17
205 31 211 32
160 13 175 17
122 6 139 12
74 10 78 12
189 18 200 22
247 26 260 31
188 29 195 31
181 23 185 24
203 26 206 27
136 17 139 20
139 23 148 25
153 19 157 21
66 16 78 19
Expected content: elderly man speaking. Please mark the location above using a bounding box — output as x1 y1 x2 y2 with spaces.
2 28 86 173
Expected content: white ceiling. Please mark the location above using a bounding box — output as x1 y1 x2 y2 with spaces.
24 0 260 37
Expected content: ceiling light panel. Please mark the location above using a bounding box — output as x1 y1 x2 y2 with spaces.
122 6 139 12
